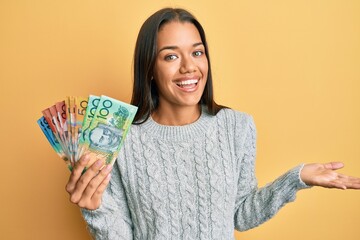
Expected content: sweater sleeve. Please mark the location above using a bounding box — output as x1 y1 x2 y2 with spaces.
233 114 310 231
80 159 133 239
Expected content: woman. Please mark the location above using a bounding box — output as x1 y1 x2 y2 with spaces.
65 8 360 239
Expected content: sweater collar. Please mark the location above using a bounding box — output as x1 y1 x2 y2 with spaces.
140 106 213 142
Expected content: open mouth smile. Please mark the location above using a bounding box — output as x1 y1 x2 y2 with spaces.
176 79 199 89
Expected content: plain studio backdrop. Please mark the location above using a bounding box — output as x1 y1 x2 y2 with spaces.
0 1 359 239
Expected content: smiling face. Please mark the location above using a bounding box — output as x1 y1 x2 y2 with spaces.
153 21 208 111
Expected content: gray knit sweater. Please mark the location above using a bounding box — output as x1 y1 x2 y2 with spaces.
81 108 309 240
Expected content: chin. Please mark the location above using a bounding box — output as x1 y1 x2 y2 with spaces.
180 98 202 107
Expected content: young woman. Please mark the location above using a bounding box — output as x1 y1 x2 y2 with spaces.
65 8 360 239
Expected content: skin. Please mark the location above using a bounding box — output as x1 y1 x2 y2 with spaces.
66 156 112 210
66 20 360 211
151 21 208 126
301 162 360 190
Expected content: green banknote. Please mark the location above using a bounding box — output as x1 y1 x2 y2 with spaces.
77 95 100 160
38 95 137 170
78 95 138 168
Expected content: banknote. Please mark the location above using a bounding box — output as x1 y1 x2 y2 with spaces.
74 96 88 160
37 116 61 153
49 105 71 160
77 95 100 159
78 95 137 168
55 101 68 140
42 108 71 160
55 101 71 160
39 95 137 170
68 96 77 163
37 116 71 169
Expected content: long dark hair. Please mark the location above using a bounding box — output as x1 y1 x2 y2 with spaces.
131 8 225 124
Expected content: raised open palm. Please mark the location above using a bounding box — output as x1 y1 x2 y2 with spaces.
300 162 360 189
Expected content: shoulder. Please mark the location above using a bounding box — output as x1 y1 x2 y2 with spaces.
215 108 256 145
216 107 255 129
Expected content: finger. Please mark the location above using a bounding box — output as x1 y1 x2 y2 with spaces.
94 172 112 199
92 173 112 206
78 172 112 210
66 155 91 193
324 162 344 170
345 181 360 189
338 175 360 189
330 180 347 190
82 164 113 201
70 159 105 204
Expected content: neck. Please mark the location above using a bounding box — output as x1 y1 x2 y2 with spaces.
151 104 201 126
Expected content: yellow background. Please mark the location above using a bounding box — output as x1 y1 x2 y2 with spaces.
1 0 359 239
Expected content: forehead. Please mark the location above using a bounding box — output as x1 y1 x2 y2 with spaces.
157 21 202 47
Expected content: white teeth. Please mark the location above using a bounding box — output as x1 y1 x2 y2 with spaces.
177 79 198 86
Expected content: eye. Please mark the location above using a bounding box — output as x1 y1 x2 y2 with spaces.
193 50 204 57
164 54 178 61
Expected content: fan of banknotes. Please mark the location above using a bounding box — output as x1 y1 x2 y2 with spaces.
37 95 138 170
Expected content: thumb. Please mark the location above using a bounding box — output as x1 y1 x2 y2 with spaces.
324 162 344 170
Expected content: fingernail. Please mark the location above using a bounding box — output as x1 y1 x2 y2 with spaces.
106 173 112 180
95 159 103 167
81 155 89 162
104 164 112 172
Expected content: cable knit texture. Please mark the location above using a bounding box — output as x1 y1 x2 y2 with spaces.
81 107 309 239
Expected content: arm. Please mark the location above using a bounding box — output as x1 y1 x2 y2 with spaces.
66 155 133 239
233 115 309 231
233 115 360 231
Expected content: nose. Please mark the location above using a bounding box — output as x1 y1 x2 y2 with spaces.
179 55 196 74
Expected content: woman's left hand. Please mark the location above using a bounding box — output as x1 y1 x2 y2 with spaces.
300 162 360 189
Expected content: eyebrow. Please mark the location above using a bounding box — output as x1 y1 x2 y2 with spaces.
158 42 204 53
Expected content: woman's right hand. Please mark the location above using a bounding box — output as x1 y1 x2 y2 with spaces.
65 155 112 210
